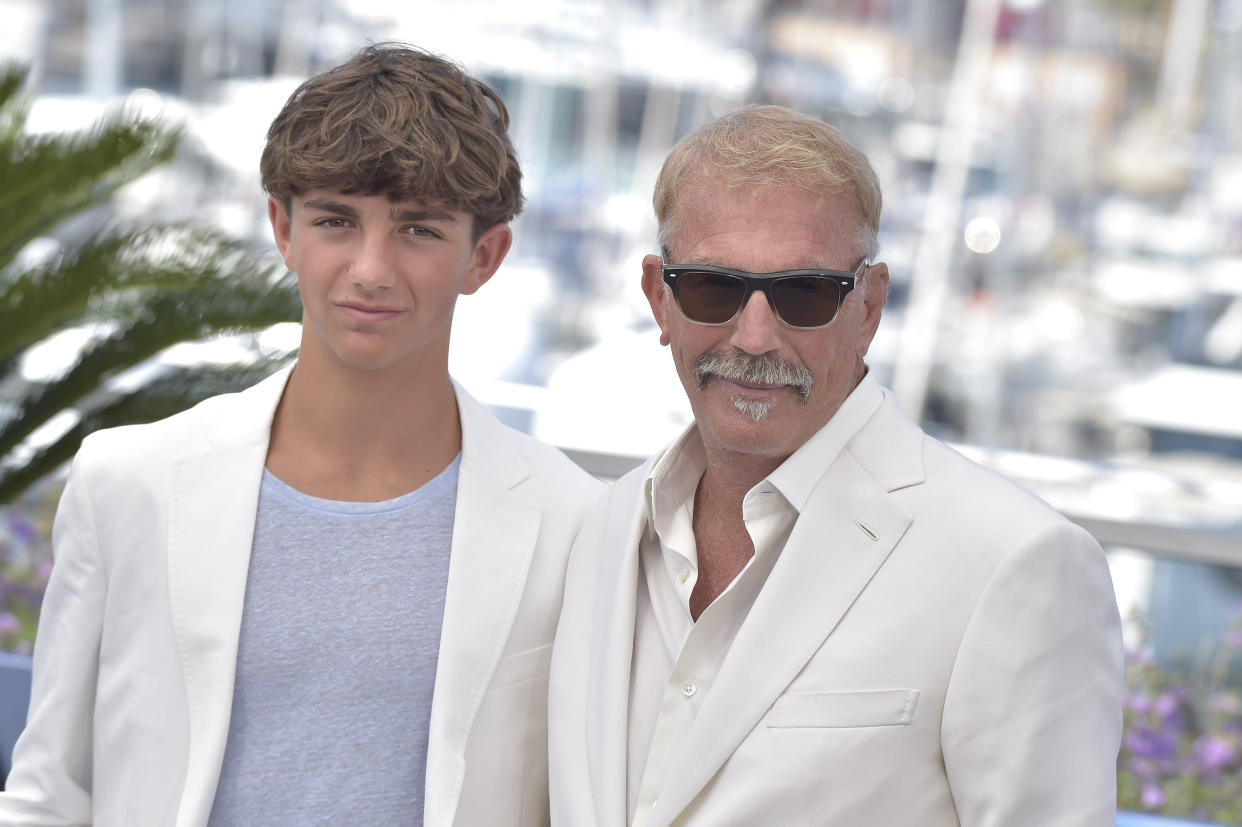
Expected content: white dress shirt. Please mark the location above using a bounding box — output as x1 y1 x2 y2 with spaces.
626 373 884 825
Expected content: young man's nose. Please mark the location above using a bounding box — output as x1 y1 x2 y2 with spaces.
350 235 397 289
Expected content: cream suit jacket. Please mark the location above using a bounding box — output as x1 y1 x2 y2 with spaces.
0 366 603 827
549 388 1124 827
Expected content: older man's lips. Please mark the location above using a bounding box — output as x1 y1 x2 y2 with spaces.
719 378 788 397
337 302 405 322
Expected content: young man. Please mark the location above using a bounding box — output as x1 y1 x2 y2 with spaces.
0 44 602 825
549 105 1123 825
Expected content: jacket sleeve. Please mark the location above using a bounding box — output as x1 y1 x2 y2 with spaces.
940 520 1124 827
0 452 104 826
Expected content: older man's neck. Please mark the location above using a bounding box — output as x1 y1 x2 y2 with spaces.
688 456 781 619
698 452 784 514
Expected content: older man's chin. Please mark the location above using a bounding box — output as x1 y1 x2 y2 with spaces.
730 396 776 422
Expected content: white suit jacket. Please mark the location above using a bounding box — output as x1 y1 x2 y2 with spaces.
549 387 1124 827
0 366 603 827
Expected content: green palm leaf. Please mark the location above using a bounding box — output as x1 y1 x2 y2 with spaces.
1 225 287 362
0 64 30 144
0 361 290 504
0 260 297 458
0 65 303 504
0 118 180 271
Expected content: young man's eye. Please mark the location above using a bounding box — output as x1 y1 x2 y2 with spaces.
405 225 442 239
314 217 351 228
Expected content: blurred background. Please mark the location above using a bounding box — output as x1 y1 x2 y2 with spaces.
1 0 1241 818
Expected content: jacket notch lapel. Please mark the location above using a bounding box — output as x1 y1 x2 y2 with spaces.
423 386 541 826
584 471 650 825
652 451 913 823
168 368 290 825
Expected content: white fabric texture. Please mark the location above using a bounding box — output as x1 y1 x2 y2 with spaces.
0 366 603 827
549 374 1124 827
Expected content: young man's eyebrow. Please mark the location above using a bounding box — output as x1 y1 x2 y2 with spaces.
299 199 458 224
302 198 360 218
391 207 458 223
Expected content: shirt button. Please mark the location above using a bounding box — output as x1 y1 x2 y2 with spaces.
679 568 690 584
681 678 697 697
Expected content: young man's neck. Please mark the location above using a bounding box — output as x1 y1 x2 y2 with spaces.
266 349 462 502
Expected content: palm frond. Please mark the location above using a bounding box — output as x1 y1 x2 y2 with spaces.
0 64 30 145
0 267 298 457
0 62 299 505
0 115 181 270
0 224 287 362
0 359 291 504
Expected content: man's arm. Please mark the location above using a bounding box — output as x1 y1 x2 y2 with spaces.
941 520 1124 827
0 453 105 825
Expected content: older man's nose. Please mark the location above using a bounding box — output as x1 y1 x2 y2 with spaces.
728 289 784 355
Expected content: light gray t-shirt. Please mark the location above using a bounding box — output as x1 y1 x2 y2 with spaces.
208 456 459 826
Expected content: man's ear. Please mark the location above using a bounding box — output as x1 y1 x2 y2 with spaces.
267 196 296 271
857 261 889 355
641 253 671 346
461 222 513 295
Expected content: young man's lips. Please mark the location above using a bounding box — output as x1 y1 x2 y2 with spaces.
336 302 404 321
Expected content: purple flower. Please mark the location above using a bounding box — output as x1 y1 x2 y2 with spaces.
1125 726 1179 763
5 513 37 545
0 612 19 636
1125 756 1162 781
1191 735 1237 771
1140 784 1166 809
1155 691 1188 730
1127 693 1152 715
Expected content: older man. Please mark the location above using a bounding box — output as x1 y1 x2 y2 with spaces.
548 105 1123 826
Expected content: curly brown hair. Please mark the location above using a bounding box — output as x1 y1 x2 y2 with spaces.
260 43 522 236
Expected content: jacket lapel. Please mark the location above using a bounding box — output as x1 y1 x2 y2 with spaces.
652 394 922 823
584 465 652 826
167 367 290 826
423 384 541 827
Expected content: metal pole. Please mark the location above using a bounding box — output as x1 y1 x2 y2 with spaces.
891 0 1004 422
84 0 124 97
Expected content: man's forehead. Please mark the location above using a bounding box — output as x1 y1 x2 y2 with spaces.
295 190 461 221
669 183 858 260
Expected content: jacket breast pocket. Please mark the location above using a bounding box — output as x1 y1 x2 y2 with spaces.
766 688 920 729
489 643 553 691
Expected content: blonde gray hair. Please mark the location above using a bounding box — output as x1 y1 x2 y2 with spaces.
654 105 881 261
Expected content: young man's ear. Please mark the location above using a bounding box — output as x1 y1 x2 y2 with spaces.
267 196 296 272
460 222 513 295
640 253 672 347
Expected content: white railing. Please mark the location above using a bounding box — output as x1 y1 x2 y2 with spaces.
555 444 1242 570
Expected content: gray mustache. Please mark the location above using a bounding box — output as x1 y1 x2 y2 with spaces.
695 350 813 402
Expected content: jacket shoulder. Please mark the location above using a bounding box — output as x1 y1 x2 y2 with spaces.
921 436 1071 529
496 422 607 507
74 384 250 470
848 392 1094 561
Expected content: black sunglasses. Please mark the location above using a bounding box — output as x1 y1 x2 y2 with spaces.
662 259 866 329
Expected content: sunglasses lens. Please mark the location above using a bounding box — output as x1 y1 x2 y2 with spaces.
772 277 843 328
676 271 747 324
